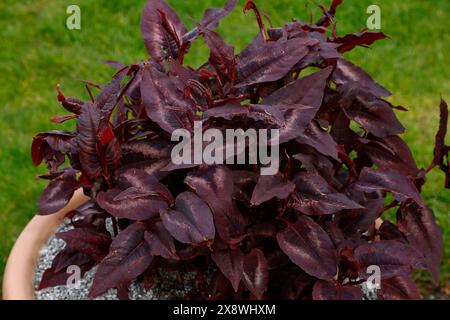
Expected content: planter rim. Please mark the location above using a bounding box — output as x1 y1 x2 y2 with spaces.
2 189 89 300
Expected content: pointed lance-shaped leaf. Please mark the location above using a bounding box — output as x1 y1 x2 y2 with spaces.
242 248 269 300
211 248 244 292
379 274 420 300
291 172 362 216
331 31 387 54
251 172 295 206
57 227 111 262
77 103 121 179
141 65 194 134
261 67 333 143
359 136 419 177
399 203 443 284
429 99 450 188
332 59 391 97
97 168 173 220
277 215 338 280
144 221 178 260
296 121 340 160
354 240 423 280
160 191 215 244
201 28 235 81
185 165 245 241
182 0 238 44
236 37 319 87
354 168 423 206
90 222 153 298
140 0 187 61
38 169 80 215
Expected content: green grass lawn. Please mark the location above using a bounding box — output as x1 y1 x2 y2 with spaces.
0 0 448 296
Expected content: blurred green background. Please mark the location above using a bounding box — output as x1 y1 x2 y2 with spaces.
0 0 448 297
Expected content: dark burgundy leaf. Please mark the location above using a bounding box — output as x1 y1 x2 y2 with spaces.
77 103 121 179
57 227 111 262
312 280 363 300
277 215 338 280
140 0 187 60
141 65 194 134
32 131 76 167
38 169 80 215
236 37 319 87
185 165 245 240
360 136 419 176
337 84 404 138
144 221 178 260
261 67 333 143
251 172 295 205
160 191 215 244
332 59 391 97
354 240 423 280
379 274 420 300
291 172 362 215
316 0 343 27
248 104 285 126
293 150 335 182
211 248 244 292
429 99 450 188
335 198 384 238
355 168 423 206
183 0 238 44
332 31 387 54
296 121 339 160
201 28 235 81
90 222 153 298
204 103 248 120
242 248 269 299
399 203 443 284
97 168 172 220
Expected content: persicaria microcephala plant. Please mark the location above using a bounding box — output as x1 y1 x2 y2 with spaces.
32 0 449 300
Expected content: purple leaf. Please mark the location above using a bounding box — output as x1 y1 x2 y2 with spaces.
90 222 153 298
144 221 178 260
399 203 443 284
201 28 235 81
140 0 187 61
379 274 420 300
97 168 172 220
57 227 111 262
183 0 238 43
296 121 339 160
251 172 295 205
236 37 318 87
277 215 338 280
291 172 363 215
355 168 423 206
331 31 387 53
211 248 244 292
332 59 391 97
185 165 245 241
242 248 269 300
38 169 80 215
141 65 194 134
359 136 419 176
160 191 215 244
354 240 423 280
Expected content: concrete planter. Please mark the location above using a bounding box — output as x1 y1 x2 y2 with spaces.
2 189 89 300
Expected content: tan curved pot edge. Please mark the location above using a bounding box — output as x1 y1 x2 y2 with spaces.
2 189 89 300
